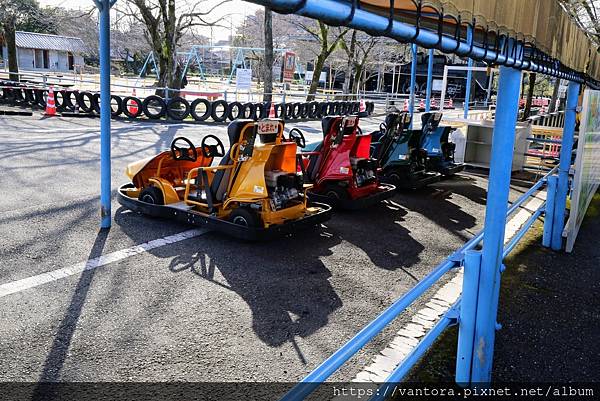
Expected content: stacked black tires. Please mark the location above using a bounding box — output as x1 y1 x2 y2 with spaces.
0 82 376 123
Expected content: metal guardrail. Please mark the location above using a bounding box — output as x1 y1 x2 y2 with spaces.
280 166 557 401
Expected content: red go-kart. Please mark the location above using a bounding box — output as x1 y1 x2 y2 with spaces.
288 115 396 209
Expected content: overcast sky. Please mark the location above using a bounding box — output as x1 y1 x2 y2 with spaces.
38 0 262 39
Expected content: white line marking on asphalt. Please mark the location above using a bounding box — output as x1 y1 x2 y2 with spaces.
0 228 209 298
350 190 547 383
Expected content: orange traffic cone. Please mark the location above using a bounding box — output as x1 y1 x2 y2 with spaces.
268 102 276 118
45 86 56 116
431 97 437 109
419 99 425 110
359 99 366 113
448 98 453 109
128 88 139 115
403 99 409 112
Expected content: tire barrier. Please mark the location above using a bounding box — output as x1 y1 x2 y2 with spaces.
166 96 190 120
190 98 211 121
0 80 376 122
142 95 166 119
123 96 143 119
227 101 244 121
211 99 228 123
77 91 95 113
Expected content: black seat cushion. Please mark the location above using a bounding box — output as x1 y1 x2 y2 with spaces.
321 116 339 138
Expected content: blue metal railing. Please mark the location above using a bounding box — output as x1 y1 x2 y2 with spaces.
280 166 557 401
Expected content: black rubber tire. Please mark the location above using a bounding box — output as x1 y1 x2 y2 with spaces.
308 101 319 118
139 186 164 205
242 102 256 119
142 95 167 119
338 101 347 115
190 98 211 121
77 91 94 113
122 96 143 118
34 89 46 108
291 102 302 119
324 184 349 201
24 88 36 105
284 103 294 119
166 96 191 120
110 95 123 117
274 103 285 118
211 100 228 122
63 90 77 111
55 90 67 111
298 102 309 119
229 207 261 228
367 101 375 114
255 102 267 119
91 93 101 113
318 102 328 117
226 101 244 121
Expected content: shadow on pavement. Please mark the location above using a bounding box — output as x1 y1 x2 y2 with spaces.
35 228 109 386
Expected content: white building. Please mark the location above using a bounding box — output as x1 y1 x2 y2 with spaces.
2 31 86 72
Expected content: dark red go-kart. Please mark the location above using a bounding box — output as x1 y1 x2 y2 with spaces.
287 115 396 209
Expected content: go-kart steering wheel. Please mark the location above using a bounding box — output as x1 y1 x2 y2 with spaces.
170 137 198 162
288 128 306 148
201 134 225 158
379 122 387 133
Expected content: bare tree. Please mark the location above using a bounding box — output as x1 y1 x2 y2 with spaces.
263 8 273 102
291 20 348 100
117 0 230 95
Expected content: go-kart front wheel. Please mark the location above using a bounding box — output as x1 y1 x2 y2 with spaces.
229 207 261 228
139 186 164 205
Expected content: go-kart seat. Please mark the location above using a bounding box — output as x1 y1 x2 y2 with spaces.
210 120 254 201
190 120 253 205
322 116 339 138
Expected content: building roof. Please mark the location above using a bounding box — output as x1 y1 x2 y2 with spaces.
15 31 87 53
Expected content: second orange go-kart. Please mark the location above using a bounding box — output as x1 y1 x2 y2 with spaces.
287 115 396 209
117 119 332 240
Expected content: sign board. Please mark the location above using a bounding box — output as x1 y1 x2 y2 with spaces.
235 68 252 90
283 51 296 82
432 79 444 92
305 70 326 83
565 89 600 252
257 120 279 135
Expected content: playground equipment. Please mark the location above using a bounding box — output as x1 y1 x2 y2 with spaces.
419 112 464 176
290 115 396 209
370 111 439 189
117 120 332 240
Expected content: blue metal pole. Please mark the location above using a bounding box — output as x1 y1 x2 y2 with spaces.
425 48 433 112
470 64 522 383
456 250 482 386
98 0 112 229
551 81 580 250
543 175 558 247
464 26 473 119
409 43 417 129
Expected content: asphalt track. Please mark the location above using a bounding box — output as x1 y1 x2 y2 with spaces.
0 114 523 386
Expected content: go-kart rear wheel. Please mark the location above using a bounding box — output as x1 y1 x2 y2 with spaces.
230 207 261 228
324 184 349 201
139 186 164 205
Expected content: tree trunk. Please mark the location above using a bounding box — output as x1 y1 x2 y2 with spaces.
549 78 561 113
307 54 326 101
263 8 274 102
522 73 536 120
342 30 357 95
4 17 19 82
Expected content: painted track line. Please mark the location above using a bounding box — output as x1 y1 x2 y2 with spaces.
0 228 209 298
